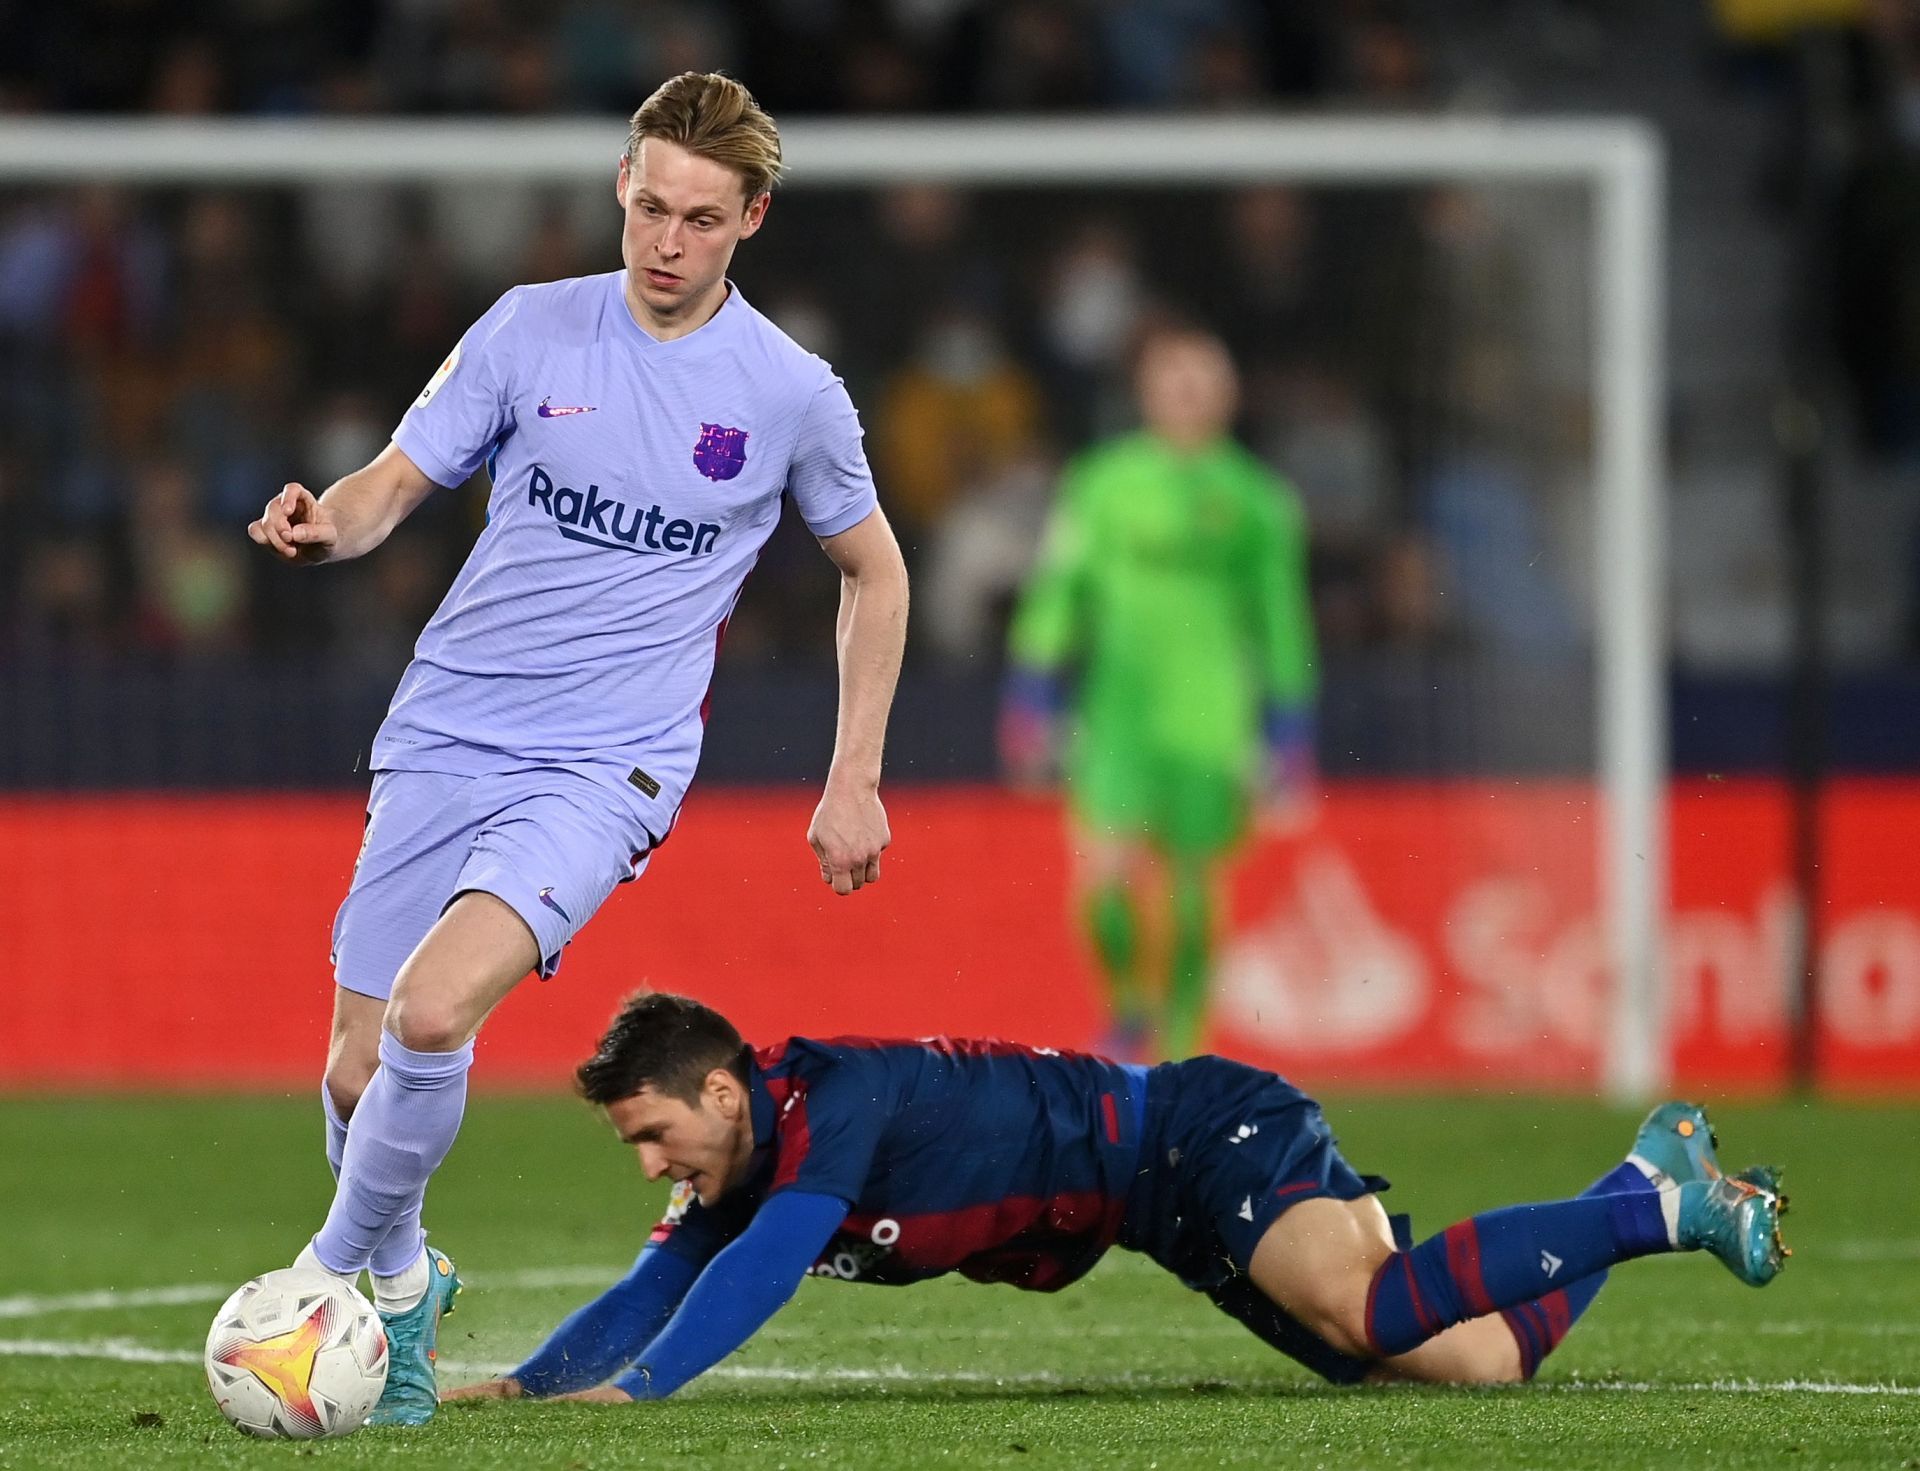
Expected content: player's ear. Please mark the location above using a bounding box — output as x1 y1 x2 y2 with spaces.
705 1066 743 1117
614 154 632 208
739 192 770 240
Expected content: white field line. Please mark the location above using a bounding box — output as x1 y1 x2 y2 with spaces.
0 1265 623 1321
6 1257 1918 1347
1822 1240 1920 1262
765 1319 1920 1341
0 1338 199 1366
3 1233 1910 1325
5 1281 1913 1344
1749 1321 1920 1337
0 1340 1020 1382
0 1285 232 1319
2 1336 1916 1399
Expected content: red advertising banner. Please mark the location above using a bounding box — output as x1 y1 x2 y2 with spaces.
1 782 1914 1093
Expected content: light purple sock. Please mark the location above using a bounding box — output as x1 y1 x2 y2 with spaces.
322 1083 349 1182
310 1031 473 1277
320 1080 431 1278
370 1203 431 1278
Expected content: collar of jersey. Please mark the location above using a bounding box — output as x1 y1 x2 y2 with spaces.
614 272 742 348
746 1054 777 1148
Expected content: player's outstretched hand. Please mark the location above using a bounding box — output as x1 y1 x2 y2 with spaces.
808 781 890 896
247 482 339 564
441 1376 524 1402
551 1386 635 1404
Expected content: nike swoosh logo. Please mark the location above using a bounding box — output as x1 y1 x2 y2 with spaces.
537 399 596 418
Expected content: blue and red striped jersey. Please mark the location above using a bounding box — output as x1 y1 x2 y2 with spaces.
648 1036 1148 1292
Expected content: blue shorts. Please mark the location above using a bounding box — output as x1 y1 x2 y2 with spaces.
329 767 657 999
1120 1055 1399 1384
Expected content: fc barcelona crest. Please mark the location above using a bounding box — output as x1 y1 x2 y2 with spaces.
693 423 749 482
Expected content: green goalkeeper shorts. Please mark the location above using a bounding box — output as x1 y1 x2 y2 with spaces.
1066 743 1251 858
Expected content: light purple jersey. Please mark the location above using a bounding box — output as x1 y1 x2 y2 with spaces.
376 271 877 836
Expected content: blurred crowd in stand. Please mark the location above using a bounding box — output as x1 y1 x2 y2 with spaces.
0 1 1417 117
0 0 1600 674
1 0 1917 711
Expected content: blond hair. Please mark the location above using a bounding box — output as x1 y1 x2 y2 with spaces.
625 72 784 200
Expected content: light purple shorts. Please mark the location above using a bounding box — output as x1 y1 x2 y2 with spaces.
329 767 657 999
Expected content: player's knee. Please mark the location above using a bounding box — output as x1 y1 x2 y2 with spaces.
383 993 470 1054
1291 1280 1375 1361
322 1060 374 1118
1315 1302 1377 1361
1453 1325 1527 1385
1075 836 1142 890
1428 1344 1526 1386
1467 1356 1526 1386
1249 1197 1395 1363
324 1028 381 1115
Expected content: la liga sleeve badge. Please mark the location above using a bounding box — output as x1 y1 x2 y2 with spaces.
414 341 462 409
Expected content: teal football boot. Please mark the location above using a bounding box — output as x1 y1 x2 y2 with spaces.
367 1247 461 1427
1628 1101 1722 1188
1676 1170 1789 1287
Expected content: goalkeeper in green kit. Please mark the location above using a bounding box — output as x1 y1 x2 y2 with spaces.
1000 326 1316 1061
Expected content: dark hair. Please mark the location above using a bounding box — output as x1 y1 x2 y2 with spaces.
624 72 784 200
575 991 750 1106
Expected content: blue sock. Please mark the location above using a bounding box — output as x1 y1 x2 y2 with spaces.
1501 1271 1608 1378
1494 1152 1660 1375
310 1032 472 1278
322 1084 348 1183
1364 1189 1670 1359
1586 1159 1654 1197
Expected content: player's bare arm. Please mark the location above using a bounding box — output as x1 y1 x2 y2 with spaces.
809 506 908 896
247 442 440 565
433 1015 857 1409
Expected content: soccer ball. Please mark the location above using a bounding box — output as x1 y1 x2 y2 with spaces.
204 1269 388 1438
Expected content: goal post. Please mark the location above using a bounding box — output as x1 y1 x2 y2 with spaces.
0 114 1668 1100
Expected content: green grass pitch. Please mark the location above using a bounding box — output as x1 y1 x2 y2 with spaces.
1 1092 1914 1469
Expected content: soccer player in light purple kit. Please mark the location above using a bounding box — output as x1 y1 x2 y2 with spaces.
246 73 908 1426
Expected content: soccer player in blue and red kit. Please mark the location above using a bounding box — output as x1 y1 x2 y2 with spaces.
446 993 1789 1405
245 75 907 1425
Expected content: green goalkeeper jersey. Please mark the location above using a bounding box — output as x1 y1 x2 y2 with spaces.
1008 430 1315 773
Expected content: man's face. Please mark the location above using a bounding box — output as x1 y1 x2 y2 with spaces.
615 138 768 329
604 1072 754 1207
1136 334 1239 447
